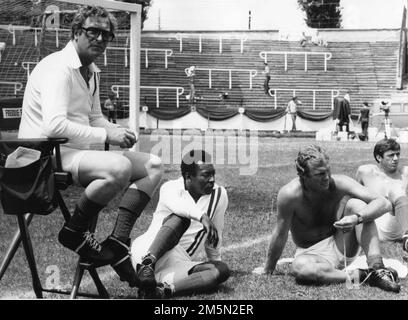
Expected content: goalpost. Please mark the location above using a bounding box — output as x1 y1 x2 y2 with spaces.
0 0 142 146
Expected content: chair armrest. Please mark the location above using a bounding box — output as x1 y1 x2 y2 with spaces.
0 137 68 170
0 137 68 145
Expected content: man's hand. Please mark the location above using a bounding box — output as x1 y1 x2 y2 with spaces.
333 214 359 233
201 214 219 247
106 127 137 148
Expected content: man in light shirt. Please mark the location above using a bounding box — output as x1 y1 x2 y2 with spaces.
18 6 162 289
287 96 301 131
131 150 230 298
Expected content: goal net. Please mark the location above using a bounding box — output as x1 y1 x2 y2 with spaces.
0 0 142 133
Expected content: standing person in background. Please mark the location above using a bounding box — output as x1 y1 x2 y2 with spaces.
186 65 196 103
263 62 271 95
357 102 370 141
104 92 118 124
287 96 302 132
337 93 352 133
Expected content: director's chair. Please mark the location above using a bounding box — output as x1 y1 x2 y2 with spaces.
0 137 110 299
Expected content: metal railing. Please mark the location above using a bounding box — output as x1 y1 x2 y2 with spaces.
104 47 173 68
260 51 332 72
111 84 184 108
185 67 257 89
175 33 248 54
268 88 340 109
0 81 23 95
22 61 38 79
7 25 70 47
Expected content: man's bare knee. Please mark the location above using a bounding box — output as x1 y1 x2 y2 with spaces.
147 155 162 173
292 256 328 283
105 157 132 190
211 261 230 284
344 198 366 217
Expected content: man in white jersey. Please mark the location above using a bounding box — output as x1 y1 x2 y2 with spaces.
131 149 230 298
18 6 162 289
356 138 408 250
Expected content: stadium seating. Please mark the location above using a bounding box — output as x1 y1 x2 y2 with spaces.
0 28 400 117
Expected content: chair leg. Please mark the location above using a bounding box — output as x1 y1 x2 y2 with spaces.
17 214 43 298
88 267 109 298
0 214 33 281
70 260 85 299
55 190 71 223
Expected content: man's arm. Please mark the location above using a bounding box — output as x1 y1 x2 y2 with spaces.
334 174 392 223
264 187 294 274
41 67 107 144
355 165 367 184
159 181 204 221
205 187 228 261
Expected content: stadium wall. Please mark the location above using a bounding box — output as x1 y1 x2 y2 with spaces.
139 110 334 132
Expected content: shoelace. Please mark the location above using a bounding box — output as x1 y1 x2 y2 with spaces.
375 269 395 282
139 263 154 277
83 231 101 252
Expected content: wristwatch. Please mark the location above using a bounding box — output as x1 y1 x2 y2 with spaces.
354 212 363 225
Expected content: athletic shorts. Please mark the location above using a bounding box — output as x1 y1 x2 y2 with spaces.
294 195 359 269
60 147 124 185
375 212 402 241
131 238 201 286
294 236 359 270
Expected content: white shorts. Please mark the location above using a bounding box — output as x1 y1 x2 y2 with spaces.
60 147 124 185
375 212 402 241
131 237 201 286
60 147 90 185
294 236 359 270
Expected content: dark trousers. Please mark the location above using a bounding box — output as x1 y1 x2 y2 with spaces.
361 120 368 137
264 76 270 94
290 113 297 131
108 111 116 124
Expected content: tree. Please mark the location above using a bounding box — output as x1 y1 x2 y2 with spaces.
297 0 341 28
117 0 152 28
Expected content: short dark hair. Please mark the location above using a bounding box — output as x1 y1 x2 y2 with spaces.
181 150 212 179
295 145 329 177
71 5 117 40
373 138 400 163
363 102 369 107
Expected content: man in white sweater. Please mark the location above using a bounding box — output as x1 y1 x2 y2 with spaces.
18 6 162 289
131 149 230 298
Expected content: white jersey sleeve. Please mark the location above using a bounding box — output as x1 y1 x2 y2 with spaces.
159 180 205 221
204 186 228 261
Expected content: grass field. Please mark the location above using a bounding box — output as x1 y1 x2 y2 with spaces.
1 134 408 300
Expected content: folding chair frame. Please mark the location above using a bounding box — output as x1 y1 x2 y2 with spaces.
0 138 110 299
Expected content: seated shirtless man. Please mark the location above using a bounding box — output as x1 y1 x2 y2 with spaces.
256 144 400 293
356 138 408 251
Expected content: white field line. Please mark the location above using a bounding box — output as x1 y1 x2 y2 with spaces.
0 234 272 299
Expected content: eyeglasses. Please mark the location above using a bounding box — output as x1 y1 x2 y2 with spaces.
81 27 115 42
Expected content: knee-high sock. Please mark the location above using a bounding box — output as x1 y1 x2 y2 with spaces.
67 194 104 232
112 188 150 242
174 265 224 295
394 196 408 235
147 214 191 263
